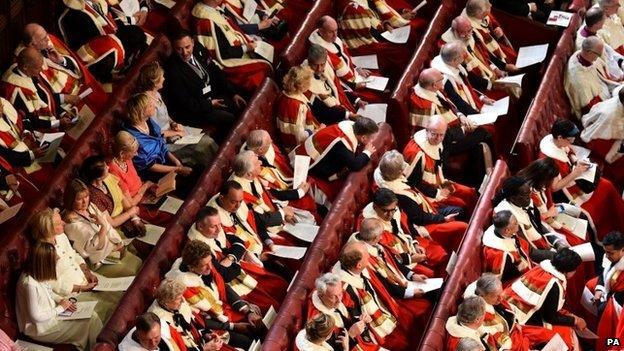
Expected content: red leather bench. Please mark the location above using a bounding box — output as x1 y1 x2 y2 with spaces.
262 124 396 351
419 159 511 351
510 14 581 170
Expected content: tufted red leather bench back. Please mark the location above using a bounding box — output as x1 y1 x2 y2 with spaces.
419 160 510 351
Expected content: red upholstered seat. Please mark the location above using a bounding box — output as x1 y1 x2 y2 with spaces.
419 160 510 351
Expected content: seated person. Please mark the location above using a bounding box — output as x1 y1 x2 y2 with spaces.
409 68 493 186
540 119 624 241
290 117 378 205
445 296 497 351
403 116 478 212
124 92 201 197
358 188 448 275
307 273 381 350
162 30 246 135
108 131 154 207
164 240 263 349
15 242 102 350
503 249 585 350
464 0 517 66
454 338 483 351
80 155 145 238
594 0 624 56
135 61 219 165
148 279 236 351
118 312 175 351
482 210 552 281
2 48 79 132
565 36 620 116
191 0 273 93
296 314 348 351
275 66 322 149
188 206 287 310
374 150 467 251
62 178 142 277
17 23 107 112
580 87 624 188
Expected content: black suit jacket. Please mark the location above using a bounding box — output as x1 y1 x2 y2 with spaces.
162 42 236 125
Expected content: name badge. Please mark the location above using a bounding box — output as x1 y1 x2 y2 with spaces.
202 85 212 95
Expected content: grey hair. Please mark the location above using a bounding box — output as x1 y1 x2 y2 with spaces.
246 129 269 151
379 150 405 181
474 273 502 297
599 0 617 7
582 36 602 52
155 278 186 306
440 42 465 64
308 44 328 62
492 210 513 230
457 296 486 325
315 273 341 294
358 218 384 242
465 0 486 17
456 338 482 351
232 151 256 177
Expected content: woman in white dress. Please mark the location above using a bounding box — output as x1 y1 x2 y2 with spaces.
15 242 102 350
295 314 348 351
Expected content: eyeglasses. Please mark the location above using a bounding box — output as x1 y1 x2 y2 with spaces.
427 129 445 138
380 206 398 214
588 49 603 57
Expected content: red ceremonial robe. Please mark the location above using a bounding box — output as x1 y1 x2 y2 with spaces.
275 92 321 150
445 316 498 351
539 134 624 241
493 198 551 251
530 188 586 247
302 59 356 113
465 12 517 65
76 34 126 81
481 224 531 281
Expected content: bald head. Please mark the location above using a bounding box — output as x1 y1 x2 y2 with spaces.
246 129 271 154
358 218 384 243
23 23 49 50
452 16 472 41
440 42 466 66
317 16 338 42
419 68 443 91
581 36 604 63
585 7 605 30
340 241 367 272
466 0 490 19
17 47 44 77
425 116 447 145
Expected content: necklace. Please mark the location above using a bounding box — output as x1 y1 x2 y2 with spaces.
113 157 128 172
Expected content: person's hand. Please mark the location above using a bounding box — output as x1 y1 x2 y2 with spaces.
60 115 75 130
355 99 368 110
413 288 425 298
364 142 377 154
220 256 234 267
283 206 297 224
59 299 77 312
133 10 148 26
384 23 394 32
493 27 504 39
247 40 257 52
356 81 367 89
572 162 590 176
444 213 459 222
574 315 587 330
593 290 604 305
401 10 415 19
337 329 350 351
348 113 363 121
176 166 193 176
5 174 19 193
411 251 427 263
63 94 81 105
544 206 559 219
319 123 326 129
356 67 371 78
94 210 109 227
232 322 254 334
202 336 224 351
128 206 140 217
233 94 247 108
298 181 311 193
481 96 495 105
211 99 227 108
459 115 477 132
79 281 97 292
348 314 369 337
258 18 275 30
505 64 519 73
528 2 537 12
410 274 427 282
85 270 98 284
247 311 263 328
438 188 451 199
45 47 64 65
140 181 155 195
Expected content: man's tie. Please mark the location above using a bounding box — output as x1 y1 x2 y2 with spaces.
390 218 400 235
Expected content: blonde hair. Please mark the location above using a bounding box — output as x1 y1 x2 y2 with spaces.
26 242 58 282
126 92 152 125
29 207 59 241
282 66 312 95
156 278 186 306
113 130 138 156
136 62 164 93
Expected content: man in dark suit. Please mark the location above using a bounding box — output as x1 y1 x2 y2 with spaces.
163 29 246 137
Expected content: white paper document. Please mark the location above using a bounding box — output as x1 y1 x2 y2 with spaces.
136 224 166 245
94 275 135 291
480 96 510 116
249 340 262 351
119 0 141 17
0 202 22 225
362 76 389 91
283 222 319 242
292 155 310 189
575 327 599 339
78 87 93 99
571 242 595 262
446 250 458 275
268 245 307 259
287 270 299 291
262 305 277 328
381 25 410 44
159 196 184 214
15 340 54 351
37 132 65 163
515 44 549 68
58 301 98 320
541 333 568 351
185 126 204 136
154 0 176 8
254 41 274 63
575 162 597 182
412 0 427 13
546 11 573 28
555 213 588 240
357 103 387 124
174 134 204 145
466 112 498 126
243 0 258 21
571 145 591 161
410 278 444 293
67 105 96 140
495 73 525 87
351 55 379 69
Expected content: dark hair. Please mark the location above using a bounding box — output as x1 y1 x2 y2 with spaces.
517 158 560 190
181 240 212 268
353 117 379 136
170 28 193 43
603 231 624 249
196 206 219 222
551 248 582 273
492 176 527 206
219 180 243 196
62 178 89 213
372 188 398 207
585 7 604 27
551 119 579 139
79 155 107 184
136 312 161 333
340 244 363 270
492 210 513 230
